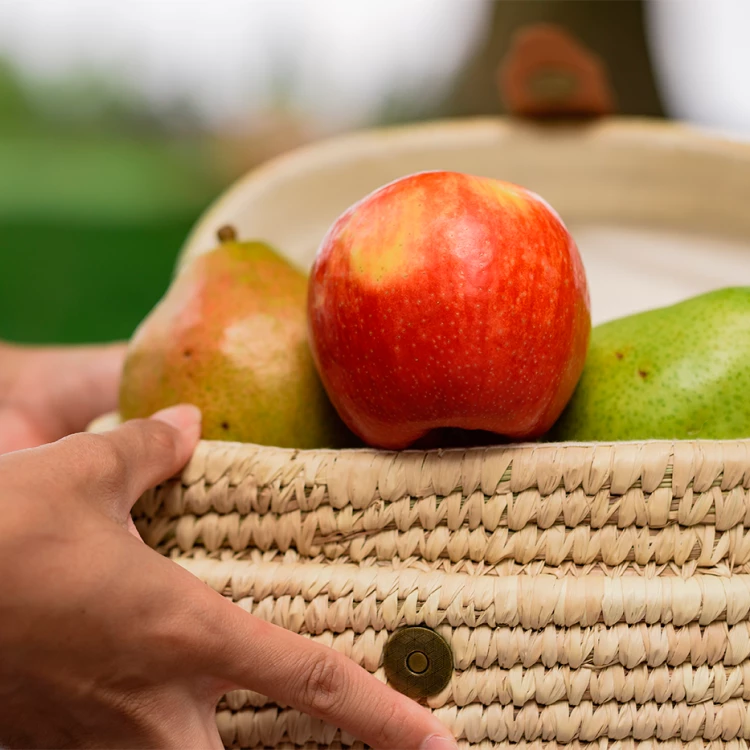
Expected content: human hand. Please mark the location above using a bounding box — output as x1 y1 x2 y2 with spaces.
0 404 458 750
0 340 126 454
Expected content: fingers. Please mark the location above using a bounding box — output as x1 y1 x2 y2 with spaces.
108 547 456 750
44 342 129 436
1 342 129 446
0 405 48 454
201 598 458 750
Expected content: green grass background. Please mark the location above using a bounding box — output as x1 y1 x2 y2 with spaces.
0 217 192 343
0 134 224 344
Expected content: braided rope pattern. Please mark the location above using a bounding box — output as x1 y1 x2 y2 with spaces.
229 741 747 750
177 558 750 629
138 439 750 747
221 659 750 710
211 620 750 673
135 441 750 568
141 512 750 566
137 440 750 515
168 547 750 580
217 699 750 744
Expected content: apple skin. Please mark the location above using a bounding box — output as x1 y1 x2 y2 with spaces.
307 170 591 449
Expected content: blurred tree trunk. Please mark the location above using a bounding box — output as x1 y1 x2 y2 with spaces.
445 0 664 117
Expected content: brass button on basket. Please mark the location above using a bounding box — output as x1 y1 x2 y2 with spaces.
383 626 453 699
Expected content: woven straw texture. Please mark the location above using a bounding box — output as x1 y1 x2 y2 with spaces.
134 439 750 748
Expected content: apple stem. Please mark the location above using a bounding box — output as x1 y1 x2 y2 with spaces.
217 224 238 243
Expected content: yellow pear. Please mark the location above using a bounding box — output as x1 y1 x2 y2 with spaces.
120 226 352 448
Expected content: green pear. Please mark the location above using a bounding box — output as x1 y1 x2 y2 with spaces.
550 287 750 441
119 226 353 448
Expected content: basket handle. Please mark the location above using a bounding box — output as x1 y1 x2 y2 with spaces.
497 23 616 118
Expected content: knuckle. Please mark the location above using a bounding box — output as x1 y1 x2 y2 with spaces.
69 432 129 487
298 650 348 719
372 697 408 747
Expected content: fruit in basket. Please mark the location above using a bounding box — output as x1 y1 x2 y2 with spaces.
307 170 591 449
550 287 750 441
120 226 350 448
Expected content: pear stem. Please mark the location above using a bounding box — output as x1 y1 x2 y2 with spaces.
217 224 238 243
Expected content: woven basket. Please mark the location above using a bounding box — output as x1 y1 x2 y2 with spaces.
119 117 750 748
131 439 750 748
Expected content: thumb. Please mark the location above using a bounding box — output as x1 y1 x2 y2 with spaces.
96 404 202 501
41 404 202 519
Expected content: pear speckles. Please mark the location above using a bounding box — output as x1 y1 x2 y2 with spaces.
552 287 750 442
120 237 352 449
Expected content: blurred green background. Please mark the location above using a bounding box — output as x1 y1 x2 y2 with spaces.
0 59 226 343
0 0 664 344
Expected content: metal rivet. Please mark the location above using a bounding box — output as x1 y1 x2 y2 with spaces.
383 626 453 699
406 650 429 674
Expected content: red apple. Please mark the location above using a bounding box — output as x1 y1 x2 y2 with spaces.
307 170 590 449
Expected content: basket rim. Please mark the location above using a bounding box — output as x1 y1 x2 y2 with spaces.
177 113 750 274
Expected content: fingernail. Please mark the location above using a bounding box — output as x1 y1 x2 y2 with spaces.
420 735 459 750
150 404 202 433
